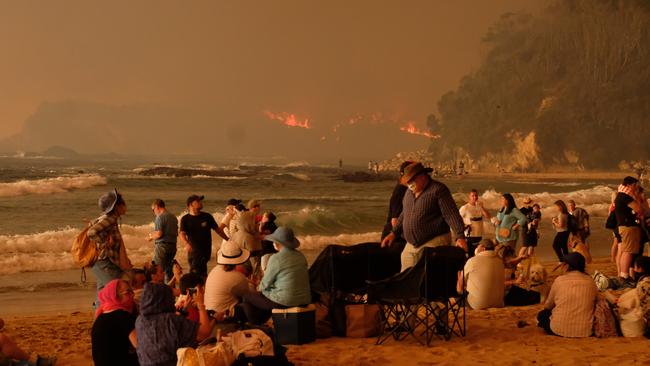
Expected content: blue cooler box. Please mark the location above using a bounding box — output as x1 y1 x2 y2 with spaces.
271 304 316 345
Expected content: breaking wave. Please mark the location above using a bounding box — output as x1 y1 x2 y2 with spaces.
0 174 107 197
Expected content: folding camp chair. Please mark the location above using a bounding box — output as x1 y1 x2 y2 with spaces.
368 245 467 346
420 246 467 343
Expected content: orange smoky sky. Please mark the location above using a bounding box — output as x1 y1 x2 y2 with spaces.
0 0 542 162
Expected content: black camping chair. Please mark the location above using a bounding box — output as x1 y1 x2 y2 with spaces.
308 242 404 336
367 245 467 346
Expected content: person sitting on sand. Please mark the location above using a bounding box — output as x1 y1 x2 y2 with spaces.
607 256 650 337
144 262 165 284
205 241 254 317
241 227 311 324
134 283 215 366
175 272 207 323
537 252 598 337
0 319 56 366
91 279 139 366
461 239 504 310
88 189 133 307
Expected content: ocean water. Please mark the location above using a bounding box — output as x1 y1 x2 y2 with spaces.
0 157 622 315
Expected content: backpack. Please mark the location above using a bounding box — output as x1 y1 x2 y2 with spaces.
225 329 274 359
71 224 98 269
567 214 579 234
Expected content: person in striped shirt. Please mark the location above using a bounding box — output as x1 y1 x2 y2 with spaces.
537 252 598 337
381 162 467 271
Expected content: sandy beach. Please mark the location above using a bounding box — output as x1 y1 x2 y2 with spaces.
4 257 649 366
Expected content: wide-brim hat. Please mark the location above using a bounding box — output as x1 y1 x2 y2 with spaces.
400 162 433 184
522 197 533 205
265 227 300 249
217 241 251 265
99 188 119 214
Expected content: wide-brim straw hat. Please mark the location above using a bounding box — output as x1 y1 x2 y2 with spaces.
264 227 300 249
400 162 433 185
217 241 251 265
522 197 533 205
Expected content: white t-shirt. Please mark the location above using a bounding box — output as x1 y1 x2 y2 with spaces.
204 266 253 314
459 203 485 237
464 250 505 310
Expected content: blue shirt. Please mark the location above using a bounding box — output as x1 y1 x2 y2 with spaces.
260 248 311 306
495 208 527 242
155 211 178 245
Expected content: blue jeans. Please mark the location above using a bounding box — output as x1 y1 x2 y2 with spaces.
91 258 123 308
153 242 177 283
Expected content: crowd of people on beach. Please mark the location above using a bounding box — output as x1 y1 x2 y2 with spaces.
3 161 650 366
81 192 310 366
380 162 650 339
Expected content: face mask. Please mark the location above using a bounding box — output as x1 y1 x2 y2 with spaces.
407 182 417 192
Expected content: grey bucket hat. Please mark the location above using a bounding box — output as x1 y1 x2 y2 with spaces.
264 227 300 249
98 188 119 214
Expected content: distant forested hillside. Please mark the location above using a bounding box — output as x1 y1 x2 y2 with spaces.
430 0 650 170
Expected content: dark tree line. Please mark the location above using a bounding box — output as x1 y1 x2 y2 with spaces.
431 0 650 169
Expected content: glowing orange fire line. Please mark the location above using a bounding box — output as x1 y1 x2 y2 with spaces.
399 122 440 139
264 111 311 129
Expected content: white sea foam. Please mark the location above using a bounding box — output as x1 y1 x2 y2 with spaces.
0 215 378 275
457 185 616 217
0 174 107 197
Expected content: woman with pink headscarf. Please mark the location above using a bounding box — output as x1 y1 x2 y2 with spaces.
91 279 139 366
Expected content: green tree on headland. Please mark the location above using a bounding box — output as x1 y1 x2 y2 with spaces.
434 0 650 170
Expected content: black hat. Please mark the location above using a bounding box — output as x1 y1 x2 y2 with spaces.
623 176 639 186
186 194 204 206
226 198 242 206
564 252 586 273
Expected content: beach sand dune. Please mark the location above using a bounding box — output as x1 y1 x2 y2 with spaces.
4 259 649 366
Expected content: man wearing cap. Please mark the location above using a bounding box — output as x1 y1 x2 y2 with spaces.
204 241 253 315
537 252 598 337
381 161 412 241
147 198 178 283
459 189 491 258
381 162 467 271
179 195 228 277
241 227 311 324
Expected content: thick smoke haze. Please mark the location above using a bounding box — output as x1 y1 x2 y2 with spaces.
0 0 541 163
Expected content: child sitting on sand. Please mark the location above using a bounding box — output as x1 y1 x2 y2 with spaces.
0 318 57 366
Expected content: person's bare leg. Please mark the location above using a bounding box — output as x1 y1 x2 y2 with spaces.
0 333 30 361
616 243 623 275
528 246 535 257
620 252 633 279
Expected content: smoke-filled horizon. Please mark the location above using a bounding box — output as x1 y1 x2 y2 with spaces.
0 0 542 162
